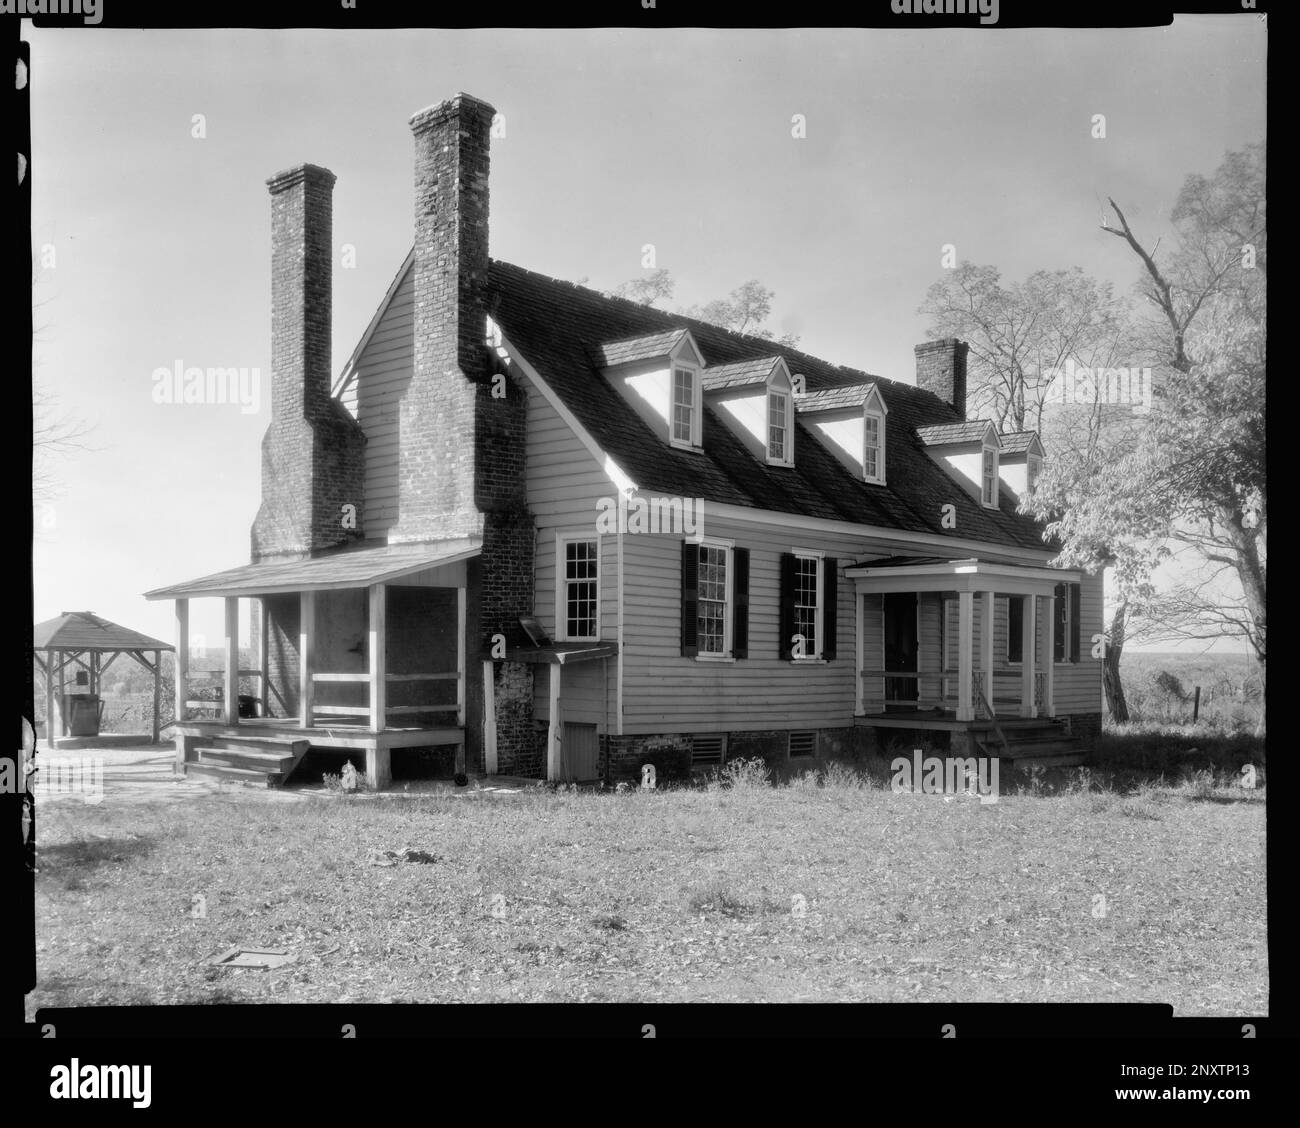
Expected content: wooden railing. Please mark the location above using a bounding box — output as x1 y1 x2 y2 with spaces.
305 671 460 726
858 666 1048 719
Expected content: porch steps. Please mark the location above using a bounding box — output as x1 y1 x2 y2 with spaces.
972 719 1085 767
187 736 311 788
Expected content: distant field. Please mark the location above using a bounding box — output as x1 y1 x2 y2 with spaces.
1119 650 1262 732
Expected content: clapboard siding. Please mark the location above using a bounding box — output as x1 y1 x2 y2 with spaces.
1053 570 1105 715
533 658 615 727
354 266 415 539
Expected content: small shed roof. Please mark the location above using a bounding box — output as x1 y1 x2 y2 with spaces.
33 611 172 653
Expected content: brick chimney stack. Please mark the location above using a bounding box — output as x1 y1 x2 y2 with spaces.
915 338 969 419
251 163 366 561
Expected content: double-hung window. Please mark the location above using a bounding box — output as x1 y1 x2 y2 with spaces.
558 537 599 641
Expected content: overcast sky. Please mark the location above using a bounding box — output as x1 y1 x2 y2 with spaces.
29 20 1265 650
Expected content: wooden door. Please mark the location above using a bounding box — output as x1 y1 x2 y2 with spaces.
561 723 599 782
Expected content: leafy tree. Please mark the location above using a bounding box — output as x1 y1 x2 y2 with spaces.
611 271 800 347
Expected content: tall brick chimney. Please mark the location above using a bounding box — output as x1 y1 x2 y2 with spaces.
395 93 537 776
251 163 366 561
915 338 968 419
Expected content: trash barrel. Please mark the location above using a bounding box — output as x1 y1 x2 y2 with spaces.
62 694 104 737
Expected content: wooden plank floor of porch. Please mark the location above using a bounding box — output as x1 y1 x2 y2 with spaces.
853 709 1087 766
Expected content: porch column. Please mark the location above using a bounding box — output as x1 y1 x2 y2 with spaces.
482 659 498 774
152 649 162 743
980 590 996 716
547 662 563 781
1020 594 1036 717
1044 592 1056 717
854 590 864 715
223 597 239 726
174 600 189 727
43 649 55 745
956 591 973 721
368 583 386 731
57 649 66 737
455 586 467 775
299 590 315 727
258 598 269 717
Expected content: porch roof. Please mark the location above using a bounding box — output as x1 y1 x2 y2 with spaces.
144 539 481 600
845 555 1082 595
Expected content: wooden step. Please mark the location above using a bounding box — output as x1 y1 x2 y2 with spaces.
196 746 296 774
186 761 281 788
205 735 310 756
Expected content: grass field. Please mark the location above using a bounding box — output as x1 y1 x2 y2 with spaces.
29 743 1266 1015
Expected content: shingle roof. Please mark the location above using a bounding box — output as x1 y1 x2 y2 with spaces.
33 611 172 653
916 421 997 446
701 357 781 392
999 431 1042 455
593 329 690 368
795 383 878 413
487 260 1049 551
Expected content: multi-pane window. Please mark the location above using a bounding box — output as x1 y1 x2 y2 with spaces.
697 544 729 655
672 367 696 445
981 446 998 507
563 539 598 640
1026 455 1042 494
768 391 789 463
864 413 883 482
794 555 820 657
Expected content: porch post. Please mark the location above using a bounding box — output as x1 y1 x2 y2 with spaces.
547 662 563 781
456 586 467 728
299 590 315 727
258 598 269 717
152 649 162 743
368 583 386 731
57 649 66 737
956 591 973 721
1020 594 1036 717
980 590 996 716
223 597 239 726
1044 593 1056 717
174 600 189 727
854 590 864 715
482 659 498 774
43 648 55 744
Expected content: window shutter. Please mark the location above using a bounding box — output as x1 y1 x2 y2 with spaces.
1069 581 1081 663
822 557 838 660
732 548 750 659
1053 583 1066 663
680 540 699 658
779 552 796 660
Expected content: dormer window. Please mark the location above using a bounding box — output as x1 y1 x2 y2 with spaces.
671 364 701 448
864 408 885 484
1026 454 1042 494
767 389 793 466
981 443 999 508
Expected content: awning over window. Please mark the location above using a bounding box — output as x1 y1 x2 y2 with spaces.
144 539 480 600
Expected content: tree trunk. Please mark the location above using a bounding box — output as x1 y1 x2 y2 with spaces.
1102 599 1129 723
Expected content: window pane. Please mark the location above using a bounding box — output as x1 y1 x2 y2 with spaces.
673 368 694 443
697 545 727 654
794 555 819 656
982 449 996 503
864 415 880 478
769 393 787 460
564 540 598 638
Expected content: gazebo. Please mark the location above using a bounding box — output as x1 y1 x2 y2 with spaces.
33 611 174 744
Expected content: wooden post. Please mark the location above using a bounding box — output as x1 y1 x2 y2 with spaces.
299 591 315 728
1020 595 1036 718
369 583 386 732
224 597 239 726
854 590 864 715
56 649 66 738
482 659 498 774
258 598 269 718
1192 685 1201 723
1044 593 1056 717
456 586 467 728
980 590 995 717
956 591 973 721
152 649 162 743
175 601 189 726
547 663 563 781
44 649 55 745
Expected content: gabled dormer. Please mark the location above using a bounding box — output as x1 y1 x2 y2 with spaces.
998 431 1045 502
794 383 889 485
596 329 705 451
916 420 1002 510
701 356 795 467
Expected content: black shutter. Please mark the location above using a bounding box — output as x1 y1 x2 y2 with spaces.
779 553 797 660
1069 582 1081 663
681 540 699 657
822 557 838 661
732 548 750 659
1053 583 1066 664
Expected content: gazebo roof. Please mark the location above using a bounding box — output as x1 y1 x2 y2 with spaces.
33 611 172 653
